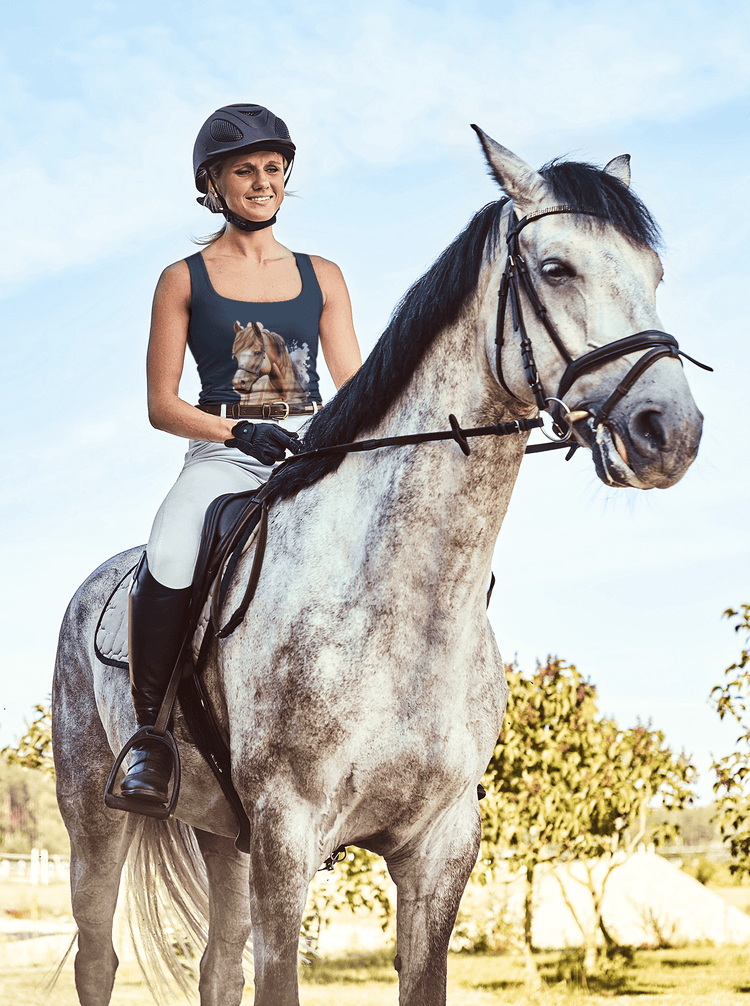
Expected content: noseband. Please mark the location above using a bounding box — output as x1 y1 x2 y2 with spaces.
496 203 712 439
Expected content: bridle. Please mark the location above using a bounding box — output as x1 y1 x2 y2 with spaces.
495 201 712 440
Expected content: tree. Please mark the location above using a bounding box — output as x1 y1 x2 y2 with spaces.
302 847 395 954
1 703 68 854
1 703 55 777
712 604 750 874
480 658 694 974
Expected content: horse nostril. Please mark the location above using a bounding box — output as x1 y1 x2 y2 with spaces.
633 409 666 452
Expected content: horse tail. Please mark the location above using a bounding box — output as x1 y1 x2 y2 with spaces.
123 817 212 1001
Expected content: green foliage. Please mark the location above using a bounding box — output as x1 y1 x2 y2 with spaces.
302 847 395 953
482 658 694 873
0 759 69 855
0 703 68 855
479 658 695 964
712 605 750 877
449 900 523 955
647 803 721 846
1 703 55 777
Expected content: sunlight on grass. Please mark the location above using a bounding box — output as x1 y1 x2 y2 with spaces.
4 946 750 1004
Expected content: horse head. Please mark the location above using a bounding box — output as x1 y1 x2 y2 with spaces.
473 127 706 490
231 320 270 393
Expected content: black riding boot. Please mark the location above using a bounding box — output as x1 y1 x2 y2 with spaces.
119 554 192 805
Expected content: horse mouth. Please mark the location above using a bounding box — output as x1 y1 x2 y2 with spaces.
592 423 649 489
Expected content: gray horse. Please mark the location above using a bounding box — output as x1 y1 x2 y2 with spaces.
52 130 705 1006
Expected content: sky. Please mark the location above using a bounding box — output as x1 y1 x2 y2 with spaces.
1 0 748 803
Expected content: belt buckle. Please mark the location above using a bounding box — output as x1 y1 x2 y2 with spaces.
273 401 290 421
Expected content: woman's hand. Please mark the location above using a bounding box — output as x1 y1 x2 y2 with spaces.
225 421 300 464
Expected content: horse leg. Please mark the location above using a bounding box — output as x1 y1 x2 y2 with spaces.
54 693 139 1005
386 801 481 1006
246 806 318 1006
193 829 253 1006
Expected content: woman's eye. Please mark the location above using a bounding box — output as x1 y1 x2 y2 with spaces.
541 261 573 280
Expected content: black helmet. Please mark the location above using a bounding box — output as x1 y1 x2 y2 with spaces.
193 103 296 192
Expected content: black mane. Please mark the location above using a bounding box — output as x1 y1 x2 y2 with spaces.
264 199 508 503
264 158 660 504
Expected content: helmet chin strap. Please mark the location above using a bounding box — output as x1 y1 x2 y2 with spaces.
198 171 278 232
221 205 277 232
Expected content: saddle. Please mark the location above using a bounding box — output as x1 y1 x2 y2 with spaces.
97 488 270 851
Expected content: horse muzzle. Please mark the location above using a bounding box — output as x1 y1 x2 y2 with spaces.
572 391 704 490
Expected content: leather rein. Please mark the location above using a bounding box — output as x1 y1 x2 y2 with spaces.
212 200 713 639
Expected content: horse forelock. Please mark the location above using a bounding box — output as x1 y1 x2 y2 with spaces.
539 159 661 249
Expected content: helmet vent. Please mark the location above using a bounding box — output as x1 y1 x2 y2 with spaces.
210 118 244 142
274 118 291 139
238 108 262 117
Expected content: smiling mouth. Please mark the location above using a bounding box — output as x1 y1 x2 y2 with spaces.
247 195 273 202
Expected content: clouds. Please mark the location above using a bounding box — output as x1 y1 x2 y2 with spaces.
2 0 749 294
1 0 748 793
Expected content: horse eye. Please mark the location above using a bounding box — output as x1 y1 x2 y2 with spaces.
541 260 573 281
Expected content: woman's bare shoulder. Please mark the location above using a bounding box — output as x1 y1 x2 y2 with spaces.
308 254 347 296
153 258 192 303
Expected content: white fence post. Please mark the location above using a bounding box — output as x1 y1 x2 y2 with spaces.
30 847 40 886
40 848 49 886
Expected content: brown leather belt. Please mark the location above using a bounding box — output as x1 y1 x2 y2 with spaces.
198 402 321 420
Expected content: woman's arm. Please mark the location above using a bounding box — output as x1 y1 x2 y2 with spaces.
146 261 237 442
311 257 362 389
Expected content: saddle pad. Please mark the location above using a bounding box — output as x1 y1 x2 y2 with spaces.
94 560 212 669
94 565 137 668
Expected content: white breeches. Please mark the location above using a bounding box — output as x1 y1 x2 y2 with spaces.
146 419 307 589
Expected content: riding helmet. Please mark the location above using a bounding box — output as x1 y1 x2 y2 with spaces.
193 103 296 192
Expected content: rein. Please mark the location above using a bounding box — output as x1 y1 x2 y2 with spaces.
214 415 567 639
213 201 713 638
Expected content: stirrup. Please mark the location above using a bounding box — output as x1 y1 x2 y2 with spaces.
104 726 181 819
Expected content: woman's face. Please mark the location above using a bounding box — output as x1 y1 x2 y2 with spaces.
212 150 286 223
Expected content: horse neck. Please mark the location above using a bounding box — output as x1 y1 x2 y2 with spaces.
335 289 529 609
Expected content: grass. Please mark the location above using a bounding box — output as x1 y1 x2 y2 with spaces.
298 946 750 1004
4 881 750 1004
3 946 750 1004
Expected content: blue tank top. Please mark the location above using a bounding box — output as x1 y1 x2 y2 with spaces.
185 251 324 407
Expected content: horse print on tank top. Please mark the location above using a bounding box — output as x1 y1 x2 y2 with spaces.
230 320 309 405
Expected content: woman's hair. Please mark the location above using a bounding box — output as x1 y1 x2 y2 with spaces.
192 154 288 246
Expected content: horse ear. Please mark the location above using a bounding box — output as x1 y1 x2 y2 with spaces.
603 154 631 189
471 125 550 213
234 320 242 333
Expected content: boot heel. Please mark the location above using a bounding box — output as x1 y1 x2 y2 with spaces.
104 727 181 819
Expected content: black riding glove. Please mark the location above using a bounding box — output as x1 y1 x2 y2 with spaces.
224 421 300 465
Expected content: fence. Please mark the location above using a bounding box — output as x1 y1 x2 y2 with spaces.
0 850 70 885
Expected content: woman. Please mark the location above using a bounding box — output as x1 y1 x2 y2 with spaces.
117 103 361 809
